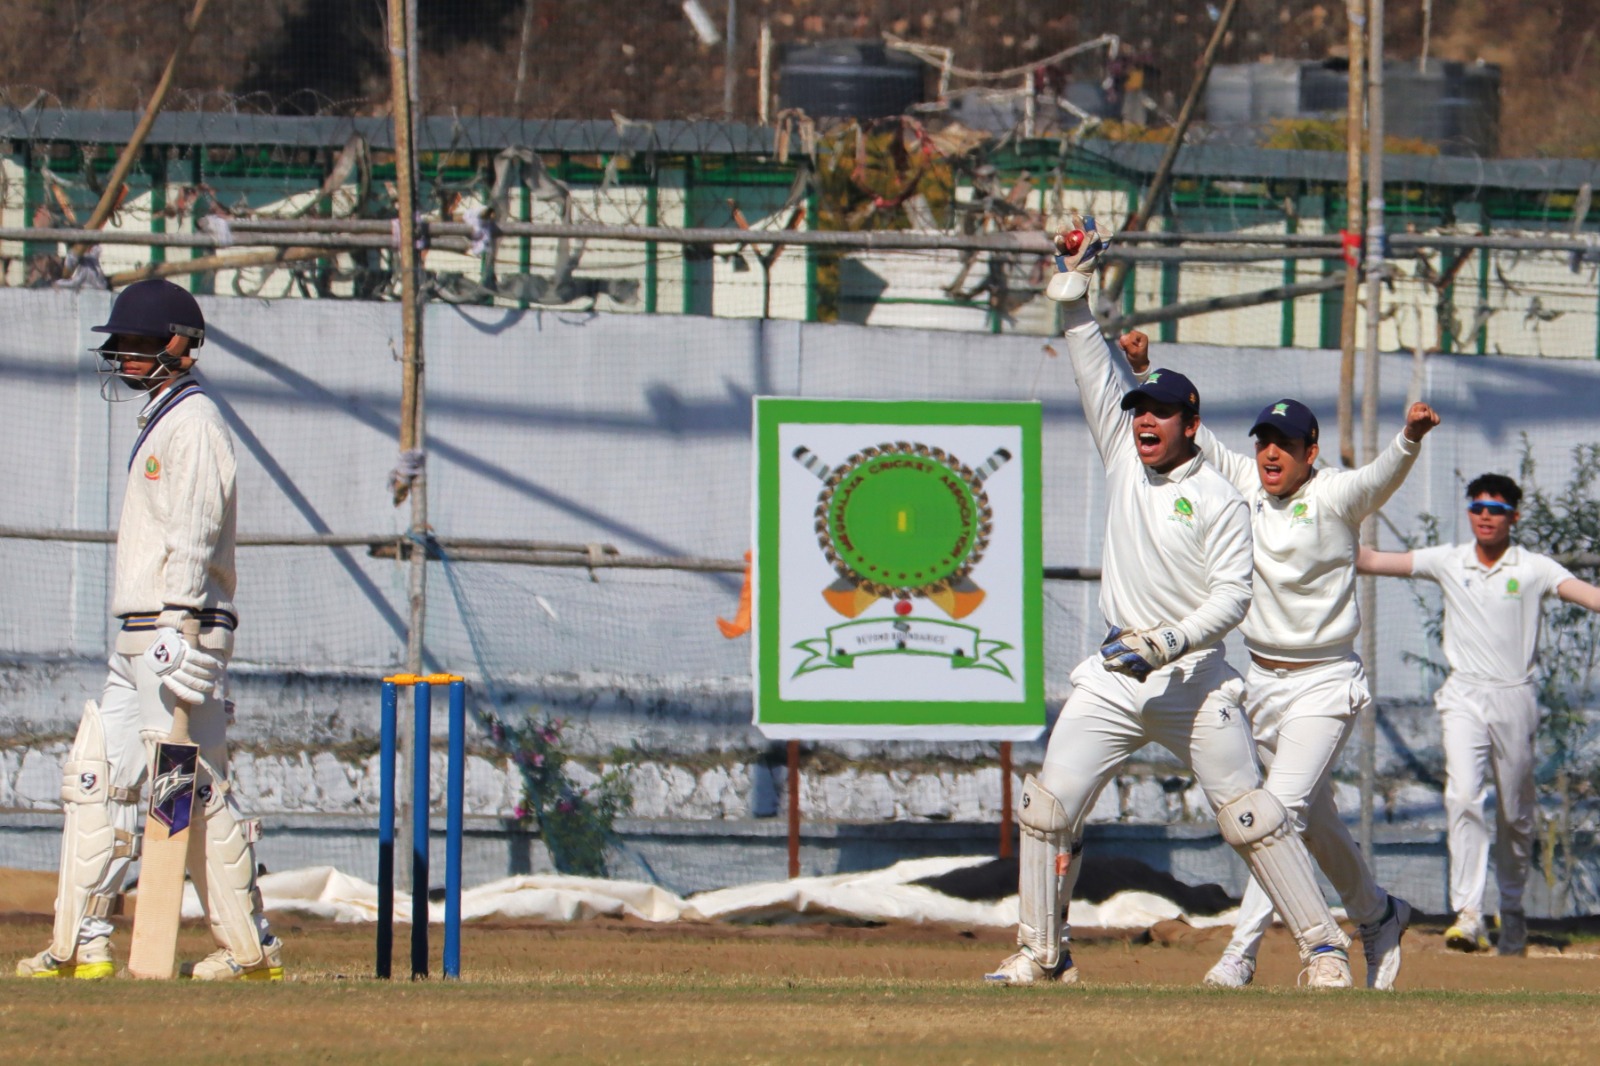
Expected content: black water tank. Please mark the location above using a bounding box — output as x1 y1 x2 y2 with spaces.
778 40 925 120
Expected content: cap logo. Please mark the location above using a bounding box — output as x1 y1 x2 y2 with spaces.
1146 372 1161 383
1272 403 1290 416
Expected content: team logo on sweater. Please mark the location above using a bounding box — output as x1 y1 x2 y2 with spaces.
1169 497 1195 525
1505 577 1521 597
1290 501 1313 527
144 455 161 480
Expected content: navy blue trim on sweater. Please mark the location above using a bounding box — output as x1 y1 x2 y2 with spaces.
128 381 205 471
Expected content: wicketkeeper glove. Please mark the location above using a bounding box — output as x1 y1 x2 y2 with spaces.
1099 624 1187 681
1045 213 1112 303
142 626 223 705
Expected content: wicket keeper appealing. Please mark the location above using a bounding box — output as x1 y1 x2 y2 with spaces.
1117 331 1437 990
985 218 1353 988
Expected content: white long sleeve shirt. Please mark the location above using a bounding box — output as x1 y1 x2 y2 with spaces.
1064 304 1253 654
1199 424 1421 662
111 375 238 654
1410 543 1574 685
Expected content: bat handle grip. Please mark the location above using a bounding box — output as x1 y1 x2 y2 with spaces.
170 616 202 743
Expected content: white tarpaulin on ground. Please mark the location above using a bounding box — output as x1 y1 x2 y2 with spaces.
205 856 1254 930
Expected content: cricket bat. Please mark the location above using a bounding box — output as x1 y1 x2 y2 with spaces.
127 620 202 980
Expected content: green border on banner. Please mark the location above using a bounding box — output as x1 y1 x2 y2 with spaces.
754 398 1045 735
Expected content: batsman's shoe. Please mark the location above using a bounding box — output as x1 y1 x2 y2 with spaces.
15 936 113 980
1045 214 1111 303
1359 895 1412 990
984 948 1079 985
1496 908 1528 957
1445 911 1490 953
1298 946 1353 989
180 936 284 982
1202 952 1256 989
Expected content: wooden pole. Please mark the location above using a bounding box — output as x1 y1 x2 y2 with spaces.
74 0 212 256
1358 0 1386 863
107 245 325 287
998 742 1013 859
1100 0 1241 307
1339 0 1366 469
513 0 537 109
758 20 772 125
1102 273 1347 332
723 0 737 118
387 0 428 894
786 739 801 878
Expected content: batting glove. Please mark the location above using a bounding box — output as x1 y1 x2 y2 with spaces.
142 627 223 705
1100 624 1187 681
1046 213 1112 303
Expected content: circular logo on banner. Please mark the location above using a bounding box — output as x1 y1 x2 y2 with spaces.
806 441 1007 619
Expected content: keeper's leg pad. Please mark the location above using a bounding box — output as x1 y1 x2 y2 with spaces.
50 701 140 962
1216 789 1350 957
187 767 267 969
1017 775 1075 969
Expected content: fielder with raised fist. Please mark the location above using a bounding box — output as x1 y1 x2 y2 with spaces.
1117 329 1438 990
985 220 1354 988
16 280 282 981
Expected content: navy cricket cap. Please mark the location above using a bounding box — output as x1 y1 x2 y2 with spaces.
1120 368 1200 415
1250 398 1320 445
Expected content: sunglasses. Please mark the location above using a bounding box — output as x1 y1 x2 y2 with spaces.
1468 501 1514 516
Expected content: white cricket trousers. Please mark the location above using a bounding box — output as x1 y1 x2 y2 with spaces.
1437 675 1539 915
74 649 232 943
1224 656 1386 960
1037 648 1259 837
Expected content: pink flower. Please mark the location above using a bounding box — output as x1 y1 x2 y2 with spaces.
513 805 526 820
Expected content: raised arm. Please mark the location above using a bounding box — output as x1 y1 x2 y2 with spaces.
1356 545 1416 577
1062 302 1137 463
1323 403 1439 520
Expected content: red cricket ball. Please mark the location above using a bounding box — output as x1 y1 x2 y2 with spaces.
894 599 913 616
1056 230 1085 256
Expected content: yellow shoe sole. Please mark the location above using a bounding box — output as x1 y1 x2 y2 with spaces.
180 965 284 981
1444 925 1490 952
241 966 285 982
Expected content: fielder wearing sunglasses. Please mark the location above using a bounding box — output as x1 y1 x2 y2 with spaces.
1358 473 1600 958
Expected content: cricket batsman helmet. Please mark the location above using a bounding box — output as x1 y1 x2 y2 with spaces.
92 279 206 349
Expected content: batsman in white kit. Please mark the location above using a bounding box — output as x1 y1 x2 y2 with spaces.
1120 329 1437 989
1360 474 1600 956
16 280 283 981
985 218 1354 987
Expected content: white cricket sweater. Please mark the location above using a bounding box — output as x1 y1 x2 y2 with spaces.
1063 304 1253 653
1199 424 1421 662
110 375 238 654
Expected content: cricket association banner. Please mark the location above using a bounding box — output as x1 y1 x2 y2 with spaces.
753 398 1045 741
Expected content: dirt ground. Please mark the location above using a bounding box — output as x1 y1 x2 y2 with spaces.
4 868 1600 1065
